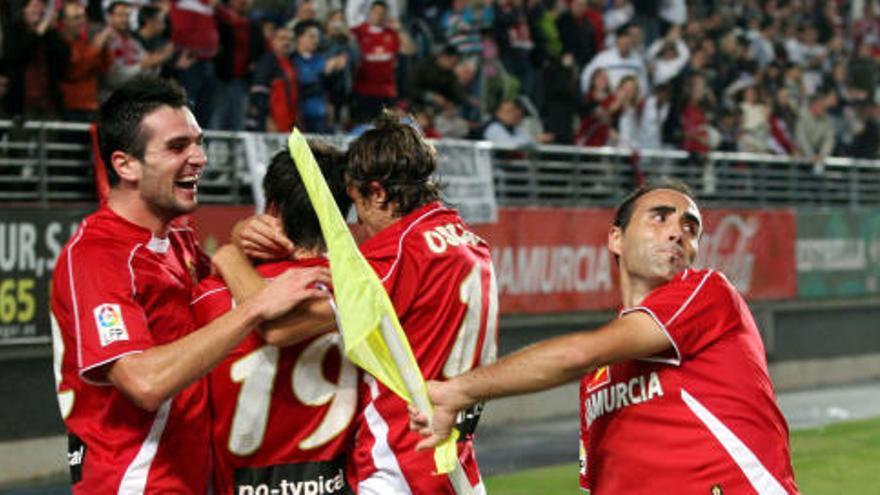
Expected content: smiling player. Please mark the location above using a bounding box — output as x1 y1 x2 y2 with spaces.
50 76 330 493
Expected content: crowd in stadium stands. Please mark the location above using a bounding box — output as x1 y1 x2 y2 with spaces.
2 0 880 161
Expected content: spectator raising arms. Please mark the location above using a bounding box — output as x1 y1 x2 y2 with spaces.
351 0 415 123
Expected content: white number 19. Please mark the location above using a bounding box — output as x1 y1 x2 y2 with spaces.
228 332 357 456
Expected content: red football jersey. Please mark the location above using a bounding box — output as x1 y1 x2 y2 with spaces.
50 206 211 494
578 269 799 494
350 202 498 494
191 258 359 495
352 23 401 98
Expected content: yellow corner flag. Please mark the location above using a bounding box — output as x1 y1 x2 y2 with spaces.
287 130 463 480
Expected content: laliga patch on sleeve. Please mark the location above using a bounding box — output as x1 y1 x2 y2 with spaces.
93 304 129 346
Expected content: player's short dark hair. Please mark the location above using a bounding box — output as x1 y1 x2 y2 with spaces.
263 140 351 251
293 19 321 39
137 4 161 29
106 1 131 15
97 76 189 185
613 179 696 231
345 109 440 217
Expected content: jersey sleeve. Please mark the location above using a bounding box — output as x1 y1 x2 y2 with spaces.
66 244 154 384
191 275 233 329
379 238 422 319
623 270 736 363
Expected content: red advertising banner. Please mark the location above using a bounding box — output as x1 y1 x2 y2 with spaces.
192 206 797 316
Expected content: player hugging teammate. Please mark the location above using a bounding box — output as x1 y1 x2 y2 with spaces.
52 75 498 494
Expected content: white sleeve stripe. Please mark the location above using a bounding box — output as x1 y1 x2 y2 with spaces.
681 389 789 495
66 221 88 370
78 350 145 386
118 398 173 494
379 206 449 284
189 286 230 306
620 306 682 366
664 269 714 327
127 244 144 298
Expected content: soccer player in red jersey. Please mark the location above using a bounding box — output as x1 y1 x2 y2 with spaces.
50 76 329 494
191 142 359 495
232 112 498 494
350 0 415 123
411 180 800 495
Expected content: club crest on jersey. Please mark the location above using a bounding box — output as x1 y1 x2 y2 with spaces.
586 366 611 392
93 304 129 346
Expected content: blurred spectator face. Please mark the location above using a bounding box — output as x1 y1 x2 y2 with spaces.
455 59 477 85
23 0 46 30
271 27 294 56
296 0 316 21
437 51 459 70
570 0 587 16
367 2 388 27
452 0 468 13
325 10 346 35
775 87 790 107
61 2 87 35
700 38 716 57
832 63 846 83
720 32 739 55
616 31 633 56
496 100 523 126
617 76 639 105
296 25 320 54
743 86 758 104
108 3 132 32
590 68 609 93
688 75 706 102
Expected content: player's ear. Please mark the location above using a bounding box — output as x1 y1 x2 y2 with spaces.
608 225 623 258
111 151 141 183
367 181 387 206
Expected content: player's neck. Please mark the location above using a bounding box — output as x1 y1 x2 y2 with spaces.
107 189 173 237
619 271 659 309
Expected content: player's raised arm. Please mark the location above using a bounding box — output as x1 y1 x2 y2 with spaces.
411 311 671 450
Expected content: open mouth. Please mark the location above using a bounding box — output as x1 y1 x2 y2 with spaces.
175 176 199 190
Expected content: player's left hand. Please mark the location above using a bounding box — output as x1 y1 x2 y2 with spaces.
232 214 294 260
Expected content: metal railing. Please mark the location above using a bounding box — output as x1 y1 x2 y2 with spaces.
3 119 880 208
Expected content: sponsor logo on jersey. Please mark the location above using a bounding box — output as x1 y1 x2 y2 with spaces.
93 304 129 346
586 366 611 392
711 484 723 495
234 458 350 495
585 371 664 426
67 433 86 484
424 223 483 254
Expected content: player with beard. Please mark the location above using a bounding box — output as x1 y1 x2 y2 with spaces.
50 76 328 493
410 180 799 495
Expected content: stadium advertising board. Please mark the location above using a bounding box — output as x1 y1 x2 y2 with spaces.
471 208 797 314
0 209 87 344
0 205 796 346
796 210 880 298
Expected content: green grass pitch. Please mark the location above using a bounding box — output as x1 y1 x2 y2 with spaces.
483 416 880 494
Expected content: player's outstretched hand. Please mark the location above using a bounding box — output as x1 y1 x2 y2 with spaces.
232 214 294 260
409 379 471 451
253 266 331 321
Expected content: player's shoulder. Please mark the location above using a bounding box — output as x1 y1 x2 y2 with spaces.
661 268 738 304
60 212 145 268
403 204 487 255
